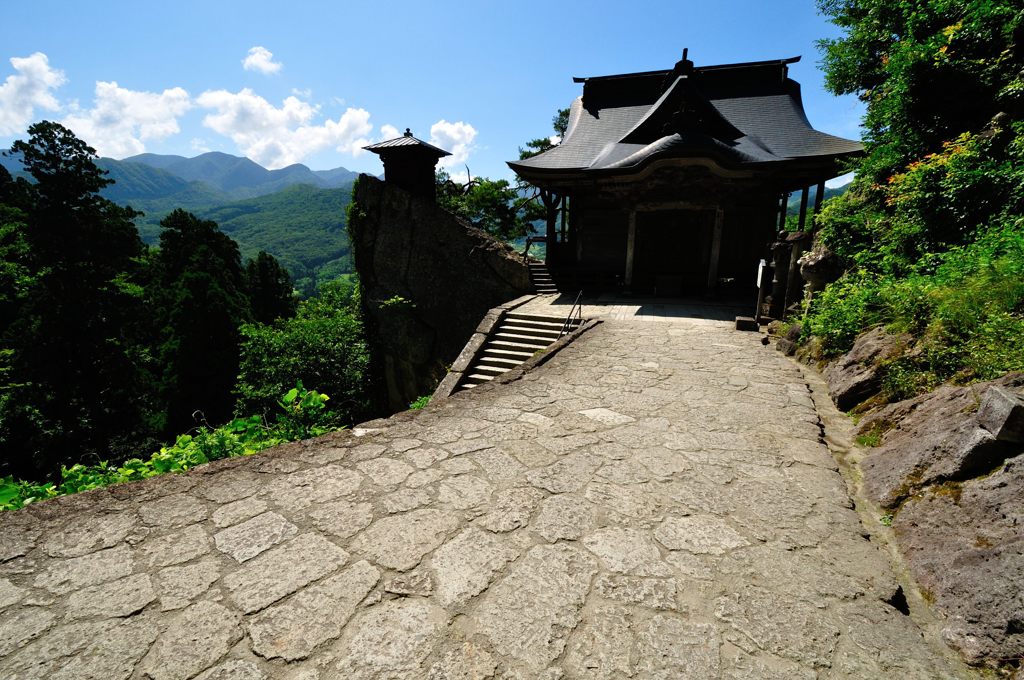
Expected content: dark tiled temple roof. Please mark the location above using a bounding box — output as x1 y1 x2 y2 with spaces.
364 129 451 157
509 56 861 180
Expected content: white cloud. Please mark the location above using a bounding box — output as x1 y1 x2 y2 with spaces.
190 137 211 153
0 52 66 135
291 87 312 98
196 88 374 168
379 124 400 141
242 46 282 75
444 169 471 185
429 119 476 168
61 81 191 158
826 171 855 188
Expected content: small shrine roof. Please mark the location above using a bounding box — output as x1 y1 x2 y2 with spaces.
364 129 451 157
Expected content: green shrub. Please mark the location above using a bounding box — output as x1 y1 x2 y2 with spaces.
236 280 370 424
804 272 884 356
0 383 339 511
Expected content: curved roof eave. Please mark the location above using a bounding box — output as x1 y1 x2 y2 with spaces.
508 148 861 187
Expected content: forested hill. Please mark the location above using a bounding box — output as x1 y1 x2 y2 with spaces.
123 151 360 198
195 184 353 297
0 149 359 201
786 183 849 214
1 149 357 296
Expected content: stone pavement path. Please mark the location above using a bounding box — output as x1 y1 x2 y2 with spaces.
0 319 970 679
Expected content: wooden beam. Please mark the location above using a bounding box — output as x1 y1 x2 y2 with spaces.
706 207 725 290
634 200 712 211
624 210 637 289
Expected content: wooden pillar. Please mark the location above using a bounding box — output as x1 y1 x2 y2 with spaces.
811 180 825 230
777 193 788 232
542 190 557 266
570 196 583 263
559 195 567 242
624 209 637 290
706 207 725 290
797 186 810 232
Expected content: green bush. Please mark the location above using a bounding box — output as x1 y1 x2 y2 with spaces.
236 280 370 424
804 272 884 356
806 219 1024 383
0 383 338 511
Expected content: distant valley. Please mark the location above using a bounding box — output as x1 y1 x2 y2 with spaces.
1 150 362 296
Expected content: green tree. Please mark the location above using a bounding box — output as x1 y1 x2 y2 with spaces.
803 0 1024 392
0 122 155 478
818 0 1024 184
245 250 298 324
518 107 570 160
435 108 570 243
436 170 533 241
236 280 370 424
152 209 251 433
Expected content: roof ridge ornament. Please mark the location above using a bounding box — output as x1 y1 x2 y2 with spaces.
675 48 694 76
404 128 413 137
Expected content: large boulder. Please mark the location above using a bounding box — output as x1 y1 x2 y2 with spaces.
860 374 1024 509
798 242 844 292
854 374 1024 668
823 326 910 411
893 454 1024 666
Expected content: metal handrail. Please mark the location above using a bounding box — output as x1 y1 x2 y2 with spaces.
559 290 584 338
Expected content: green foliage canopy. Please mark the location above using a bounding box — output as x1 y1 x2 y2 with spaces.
236 280 370 425
804 1 1024 395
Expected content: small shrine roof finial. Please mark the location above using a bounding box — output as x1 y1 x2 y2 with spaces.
404 128 412 137
682 47 688 61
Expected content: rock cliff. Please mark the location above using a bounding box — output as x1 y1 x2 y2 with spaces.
348 175 530 412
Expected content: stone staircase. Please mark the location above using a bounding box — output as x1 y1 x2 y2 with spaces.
528 261 559 295
458 312 579 390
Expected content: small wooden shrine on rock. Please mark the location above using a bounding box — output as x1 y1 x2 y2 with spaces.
364 129 450 200
508 51 862 317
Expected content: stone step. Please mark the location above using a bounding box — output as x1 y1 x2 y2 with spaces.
499 324 561 339
477 355 524 367
506 313 573 324
489 339 547 352
473 364 510 376
501 318 565 332
492 332 551 347
466 373 496 382
482 347 534 360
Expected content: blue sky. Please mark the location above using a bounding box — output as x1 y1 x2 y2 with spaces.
1 0 862 184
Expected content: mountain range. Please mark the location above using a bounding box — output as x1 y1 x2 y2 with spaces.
1 150 363 296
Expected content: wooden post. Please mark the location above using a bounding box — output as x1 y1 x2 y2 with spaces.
797 185 810 233
811 180 825 230
706 207 725 290
778 192 788 232
559 194 567 242
542 190 557 266
624 209 637 290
